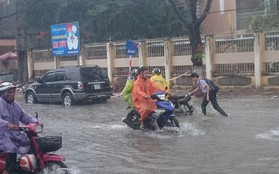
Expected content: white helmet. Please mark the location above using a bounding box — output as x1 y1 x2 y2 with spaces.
0 82 16 93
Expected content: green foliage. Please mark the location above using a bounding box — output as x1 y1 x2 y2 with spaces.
249 14 279 32
19 0 187 48
248 0 279 31
193 52 204 62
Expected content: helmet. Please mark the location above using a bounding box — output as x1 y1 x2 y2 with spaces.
0 82 16 93
152 68 161 75
137 66 148 76
130 69 138 80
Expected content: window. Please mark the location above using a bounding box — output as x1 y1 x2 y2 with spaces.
236 0 264 30
54 71 66 81
42 72 55 83
81 67 107 81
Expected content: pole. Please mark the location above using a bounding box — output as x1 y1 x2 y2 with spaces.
15 0 20 83
128 55 132 75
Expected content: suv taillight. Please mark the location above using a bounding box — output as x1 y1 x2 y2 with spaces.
78 81 84 89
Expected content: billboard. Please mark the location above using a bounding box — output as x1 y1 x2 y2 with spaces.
50 22 80 56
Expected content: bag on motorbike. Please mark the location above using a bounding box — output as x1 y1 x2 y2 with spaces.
204 78 219 92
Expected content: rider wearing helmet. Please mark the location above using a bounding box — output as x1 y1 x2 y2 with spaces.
150 67 170 92
0 82 37 174
122 69 138 108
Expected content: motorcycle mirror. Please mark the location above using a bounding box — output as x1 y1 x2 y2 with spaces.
35 112 39 123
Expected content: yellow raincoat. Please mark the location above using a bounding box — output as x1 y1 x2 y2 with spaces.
150 74 169 92
132 77 164 124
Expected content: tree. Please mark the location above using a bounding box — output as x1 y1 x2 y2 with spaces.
167 0 212 67
19 0 185 48
249 0 279 31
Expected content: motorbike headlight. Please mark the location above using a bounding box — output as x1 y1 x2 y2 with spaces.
35 125 43 133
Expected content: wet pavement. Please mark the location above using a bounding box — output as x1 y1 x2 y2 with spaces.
16 93 279 174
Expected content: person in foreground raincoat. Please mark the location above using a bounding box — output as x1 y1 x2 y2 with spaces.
132 67 165 127
150 67 169 92
122 69 138 109
0 82 37 174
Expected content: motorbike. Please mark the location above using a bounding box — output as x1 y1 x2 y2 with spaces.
168 93 194 115
0 114 67 174
122 91 180 131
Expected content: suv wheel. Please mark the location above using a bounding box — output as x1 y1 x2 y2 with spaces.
63 92 74 106
26 92 37 104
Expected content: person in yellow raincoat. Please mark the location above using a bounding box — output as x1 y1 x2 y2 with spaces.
150 67 169 92
122 69 138 108
132 67 164 127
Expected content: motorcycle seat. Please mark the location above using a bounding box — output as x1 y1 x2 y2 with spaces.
178 95 191 105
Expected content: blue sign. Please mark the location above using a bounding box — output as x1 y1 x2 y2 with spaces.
126 40 138 56
50 22 80 56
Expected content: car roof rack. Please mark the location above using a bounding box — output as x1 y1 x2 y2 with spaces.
60 65 99 68
60 65 82 68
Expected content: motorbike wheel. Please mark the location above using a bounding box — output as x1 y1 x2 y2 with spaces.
38 161 68 174
123 110 141 130
168 117 180 128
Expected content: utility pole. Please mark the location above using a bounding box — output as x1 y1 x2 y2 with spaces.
15 0 20 83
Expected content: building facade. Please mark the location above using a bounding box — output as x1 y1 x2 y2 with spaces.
201 0 279 36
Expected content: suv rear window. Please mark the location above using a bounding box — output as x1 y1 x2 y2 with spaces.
80 67 108 81
66 68 81 81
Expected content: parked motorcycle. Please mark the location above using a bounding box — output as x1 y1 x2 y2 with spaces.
168 93 194 115
122 91 180 131
0 114 67 174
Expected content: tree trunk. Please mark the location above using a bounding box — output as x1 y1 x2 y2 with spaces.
188 22 203 66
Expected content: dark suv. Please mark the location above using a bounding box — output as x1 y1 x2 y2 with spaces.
25 66 113 106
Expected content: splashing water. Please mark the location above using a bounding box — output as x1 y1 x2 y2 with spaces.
58 166 82 174
180 122 205 136
255 128 279 141
145 127 182 138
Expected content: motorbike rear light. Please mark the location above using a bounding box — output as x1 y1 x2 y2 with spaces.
35 125 43 133
78 81 84 90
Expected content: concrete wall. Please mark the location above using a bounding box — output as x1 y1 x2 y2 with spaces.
26 32 279 89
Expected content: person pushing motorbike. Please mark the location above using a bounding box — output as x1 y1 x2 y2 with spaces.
132 66 165 128
0 82 37 174
188 72 228 117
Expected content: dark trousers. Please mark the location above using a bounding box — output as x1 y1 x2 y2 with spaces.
201 90 228 116
6 153 17 173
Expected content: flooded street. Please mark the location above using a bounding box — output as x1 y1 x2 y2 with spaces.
16 93 279 174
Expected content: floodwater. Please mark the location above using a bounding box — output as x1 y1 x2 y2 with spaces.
16 93 279 174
